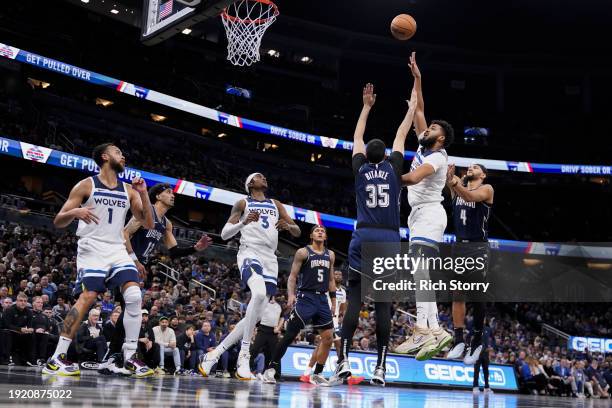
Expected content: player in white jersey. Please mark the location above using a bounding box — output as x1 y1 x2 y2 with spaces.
43 143 154 377
301 269 347 382
396 53 455 360
198 173 301 380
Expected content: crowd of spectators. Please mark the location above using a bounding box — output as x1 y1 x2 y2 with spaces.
1 222 610 397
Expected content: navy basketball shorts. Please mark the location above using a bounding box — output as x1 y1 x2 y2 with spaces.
348 227 400 282
451 241 490 302
290 292 333 331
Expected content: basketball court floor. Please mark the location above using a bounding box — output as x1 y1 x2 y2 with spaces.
0 366 606 408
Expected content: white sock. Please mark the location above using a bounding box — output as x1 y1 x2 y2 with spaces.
427 302 440 330
241 274 268 348
416 302 428 329
52 336 72 359
122 285 143 361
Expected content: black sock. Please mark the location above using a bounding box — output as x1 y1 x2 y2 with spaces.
374 302 391 368
454 327 465 344
314 363 325 375
339 279 362 363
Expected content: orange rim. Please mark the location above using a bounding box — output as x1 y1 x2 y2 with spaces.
221 0 279 25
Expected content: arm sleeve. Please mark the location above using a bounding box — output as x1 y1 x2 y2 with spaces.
423 152 446 172
388 151 404 178
352 153 367 176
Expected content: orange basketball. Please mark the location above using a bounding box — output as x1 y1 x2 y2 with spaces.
390 14 417 40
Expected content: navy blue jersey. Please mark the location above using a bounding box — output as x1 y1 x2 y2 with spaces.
352 152 403 230
131 206 167 264
297 246 331 293
452 191 491 241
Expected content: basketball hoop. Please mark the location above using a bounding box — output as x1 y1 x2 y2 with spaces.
221 0 279 66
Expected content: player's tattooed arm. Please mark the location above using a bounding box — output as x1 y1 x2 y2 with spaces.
409 52 428 136
353 83 376 157
274 200 301 237
287 248 307 308
328 251 337 315
54 178 99 228
129 177 155 229
221 199 249 240
123 217 142 253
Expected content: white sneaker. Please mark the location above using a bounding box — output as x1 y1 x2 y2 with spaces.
394 326 436 354
370 366 386 387
447 342 466 359
42 354 80 377
473 387 480 395
236 349 254 380
484 388 494 395
463 345 483 365
261 368 276 384
416 328 453 361
197 352 219 377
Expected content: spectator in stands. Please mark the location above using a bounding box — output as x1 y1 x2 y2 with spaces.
195 321 216 362
4 293 35 365
31 296 51 365
137 310 159 370
176 324 196 372
572 360 587 398
585 359 610 398
101 292 115 320
218 323 238 377
0 297 13 364
76 308 107 363
40 275 56 301
553 358 578 397
148 306 160 329
153 316 181 374
169 316 183 337
522 356 549 395
103 308 121 342
51 295 69 319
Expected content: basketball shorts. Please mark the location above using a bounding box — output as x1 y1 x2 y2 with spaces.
290 292 333 331
74 237 139 296
408 202 447 245
237 245 278 296
348 227 400 281
451 241 490 302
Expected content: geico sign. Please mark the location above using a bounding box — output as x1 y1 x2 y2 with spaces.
570 337 612 353
424 364 507 386
292 352 400 379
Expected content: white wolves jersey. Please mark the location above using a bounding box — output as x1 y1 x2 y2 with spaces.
407 146 448 207
76 176 130 245
328 285 347 317
239 197 279 251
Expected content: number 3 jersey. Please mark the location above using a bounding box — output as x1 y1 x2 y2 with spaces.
130 207 167 265
239 197 279 253
76 176 131 245
353 152 403 230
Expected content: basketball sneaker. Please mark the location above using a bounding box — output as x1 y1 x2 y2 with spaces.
416 328 453 361
447 342 466 360
198 352 219 377
333 359 351 379
463 345 483 365
235 349 255 380
42 353 80 376
309 373 329 386
370 366 386 387
261 368 276 384
394 326 436 354
124 356 154 378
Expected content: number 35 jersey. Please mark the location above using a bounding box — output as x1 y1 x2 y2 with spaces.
76 176 131 245
239 197 279 252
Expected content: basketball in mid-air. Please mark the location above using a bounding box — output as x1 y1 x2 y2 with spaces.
390 14 417 40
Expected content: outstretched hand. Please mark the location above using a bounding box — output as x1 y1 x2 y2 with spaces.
363 83 376 107
409 52 421 79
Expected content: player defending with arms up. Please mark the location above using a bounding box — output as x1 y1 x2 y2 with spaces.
198 173 300 380
333 83 417 387
395 52 455 360
44 143 154 377
261 225 336 385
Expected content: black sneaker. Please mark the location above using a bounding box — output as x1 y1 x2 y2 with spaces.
333 359 352 379
124 356 154 378
42 353 80 376
370 366 386 387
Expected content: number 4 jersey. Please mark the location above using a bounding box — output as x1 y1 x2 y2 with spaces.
352 152 403 230
452 193 491 241
76 175 131 245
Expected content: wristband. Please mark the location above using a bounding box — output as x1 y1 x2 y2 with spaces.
129 252 139 262
329 291 337 299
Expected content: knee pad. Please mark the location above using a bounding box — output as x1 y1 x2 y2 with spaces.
122 285 141 317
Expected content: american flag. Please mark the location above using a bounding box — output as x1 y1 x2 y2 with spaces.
159 0 173 20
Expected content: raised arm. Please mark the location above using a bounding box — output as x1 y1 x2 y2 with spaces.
287 248 307 308
54 179 99 228
448 174 495 204
409 52 428 136
274 200 301 238
392 89 418 154
128 177 154 229
353 83 376 157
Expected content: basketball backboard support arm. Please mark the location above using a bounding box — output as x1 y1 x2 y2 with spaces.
141 0 235 46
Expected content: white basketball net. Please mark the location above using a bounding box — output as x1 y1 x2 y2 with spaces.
221 0 278 66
